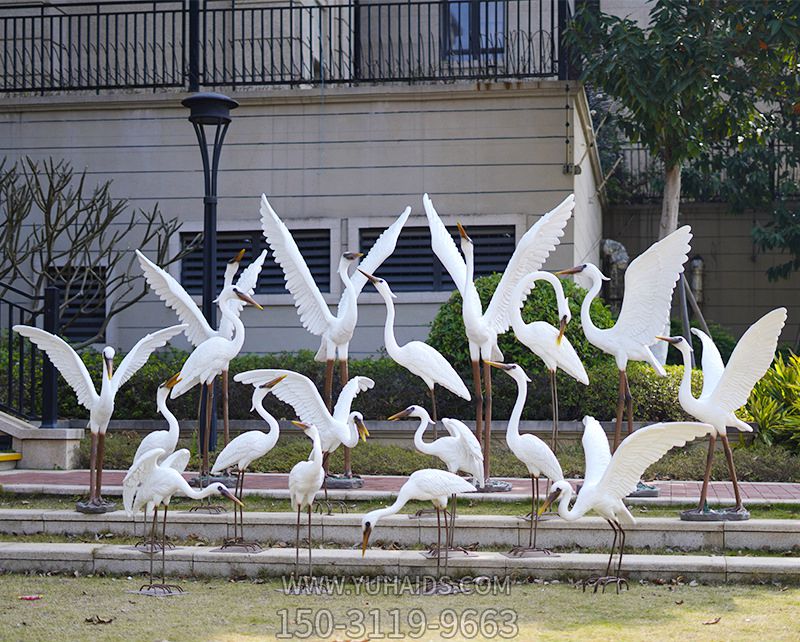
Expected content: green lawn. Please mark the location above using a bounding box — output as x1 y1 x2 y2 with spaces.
1 574 798 641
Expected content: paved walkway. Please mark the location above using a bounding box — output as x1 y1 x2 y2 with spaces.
1 469 799 503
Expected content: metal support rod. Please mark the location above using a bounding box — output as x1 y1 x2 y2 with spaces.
677 273 694 368
188 0 200 91
682 275 711 337
40 286 59 429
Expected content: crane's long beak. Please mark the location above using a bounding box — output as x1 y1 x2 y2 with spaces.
456 222 472 243
484 360 512 371
388 408 413 421
538 489 560 516
235 290 264 310
228 248 246 264
557 315 568 345
163 372 182 389
555 266 584 276
343 251 364 261
104 355 114 380
656 336 681 344
355 417 370 442
361 525 372 557
261 374 288 389
219 486 244 507
291 420 311 430
357 268 379 284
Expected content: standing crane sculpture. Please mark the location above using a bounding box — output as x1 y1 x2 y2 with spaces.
360 270 470 426
510 271 588 453
14 323 186 513
659 307 786 520
136 247 267 446
260 194 409 480
538 416 714 593
424 193 573 488
210 375 287 550
288 421 325 578
486 361 564 556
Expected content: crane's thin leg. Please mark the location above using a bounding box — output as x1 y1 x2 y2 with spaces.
161 504 168 584
95 432 106 504
696 434 716 512
222 369 230 447
295 505 301 576
321 452 330 502
147 506 158 587
530 475 537 548
202 382 213 478
720 433 745 511
324 359 334 413
429 387 438 438
624 371 634 437
87 432 97 504
613 371 625 453
435 508 441 577
307 505 313 579
551 371 560 455
482 360 493 481
444 503 451 578
471 360 483 448
340 359 353 478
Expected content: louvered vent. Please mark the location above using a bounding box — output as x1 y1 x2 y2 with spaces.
359 225 515 291
180 230 331 295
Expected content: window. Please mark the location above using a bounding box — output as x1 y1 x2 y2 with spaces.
359 225 515 292
443 0 505 59
50 267 106 343
180 230 331 295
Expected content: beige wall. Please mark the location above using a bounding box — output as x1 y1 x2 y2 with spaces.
605 202 799 344
2 80 601 355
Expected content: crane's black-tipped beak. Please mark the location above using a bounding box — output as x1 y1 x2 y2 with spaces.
261 374 288 389
228 248 246 264
555 265 585 276
484 360 512 371
456 222 472 243
235 290 264 310
656 336 681 344
538 489 560 516
388 408 413 421
104 356 114 380
358 268 379 284
343 251 364 261
557 315 568 345
162 372 182 389
219 486 244 507
361 525 372 557
291 420 311 431
355 417 370 442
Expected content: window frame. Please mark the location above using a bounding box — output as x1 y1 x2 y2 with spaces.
442 0 507 62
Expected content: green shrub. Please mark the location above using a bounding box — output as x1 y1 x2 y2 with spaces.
743 352 800 451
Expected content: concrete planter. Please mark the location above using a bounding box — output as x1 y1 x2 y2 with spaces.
0 452 21 470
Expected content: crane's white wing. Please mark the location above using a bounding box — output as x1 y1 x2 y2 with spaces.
611 226 692 347
332 376 375 421
111 324 187 393
409 468 478 497
707 308 786 412
234 368 332 432
260 195 333 336
162 448 191 474
581 416 611 487
13 325 98 410
135 250 215 347
217 249 268 340
423 194 467 296
348 206 411 296
441 418 483 465
123 447 165 515
484 194 575 333
691 328 725 400
597 422 713 502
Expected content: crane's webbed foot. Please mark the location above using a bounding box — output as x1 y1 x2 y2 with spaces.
137 582 185 596
314 500 347 515
581 575 628 594
220 538 263 553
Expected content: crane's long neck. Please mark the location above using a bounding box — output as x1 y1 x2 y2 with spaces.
510 272 566 336
308 429 323 467
506 374 527 448
338 258 358 323
378 289 401 354
157 391 179 441
554 485 585 521
364 486 413 526
462 244 483 319
175 476 222 501
254 397 280 450
413 416 434 455
580 274 603 342
222 297 246 353
676 345 697 411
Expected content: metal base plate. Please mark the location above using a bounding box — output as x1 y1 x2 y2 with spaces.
216 540 264 553
503 548 559 559
475 478 513 493
627 481 660 498
130 585 185 597
519 512 559 522
680 506 750 522
76 499 117 514
324 475 364 489
189 474 237 489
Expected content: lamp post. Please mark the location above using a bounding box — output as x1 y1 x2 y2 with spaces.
182 92 238 481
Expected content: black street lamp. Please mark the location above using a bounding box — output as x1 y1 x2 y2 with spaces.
182 92 238 480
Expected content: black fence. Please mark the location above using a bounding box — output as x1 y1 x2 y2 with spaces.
0 0 573 94
0 283 59 427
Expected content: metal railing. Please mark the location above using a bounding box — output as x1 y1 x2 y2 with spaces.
0 282 59 427
0 0 573 94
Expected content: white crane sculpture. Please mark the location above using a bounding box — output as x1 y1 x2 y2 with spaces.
361 469 477 578
210 375 287 550
556 225 692 453
233 368 372 506
359 270 470 426
168 287 262 483
659 307 786 520
124 447 241 595
132 373 183 465
510 271 588 453
14 323 186 513
486 361 564 556
538 416 713 593
136 247 267 445
424 193 573 485
288 421 325 578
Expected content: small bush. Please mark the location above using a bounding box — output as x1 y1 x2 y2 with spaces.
743 352 800 452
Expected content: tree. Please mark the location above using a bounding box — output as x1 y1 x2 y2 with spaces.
0 157 200 347
568 0 800 240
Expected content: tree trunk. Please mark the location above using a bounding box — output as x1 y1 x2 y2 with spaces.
658 163 682 239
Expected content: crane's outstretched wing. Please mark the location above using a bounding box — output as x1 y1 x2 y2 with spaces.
136 250 215 347
162 448 191 474
13 325 98 410
260 195 333 336
597 422 713 502
218 249 269 340
581 416 611 487
234 368 331 432
332 376 375 421
410 468 478 496
123 447 165 515
485 194 574 334
111 324 187 393
349 206 411 296
423 194 467 296
707 308 786 413
691 328 725 400
610 226 692 348
441 418 483 465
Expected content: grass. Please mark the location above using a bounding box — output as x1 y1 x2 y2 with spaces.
1 574 798 641
78 432 800 483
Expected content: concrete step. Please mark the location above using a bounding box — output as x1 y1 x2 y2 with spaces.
0 542 797 584
1 509 798 552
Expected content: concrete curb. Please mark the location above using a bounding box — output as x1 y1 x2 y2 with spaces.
0 510 797 552
0 543 798 583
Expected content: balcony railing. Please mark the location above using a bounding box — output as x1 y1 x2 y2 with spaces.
0 0 573 94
